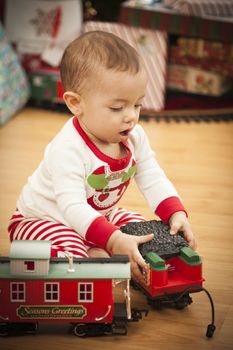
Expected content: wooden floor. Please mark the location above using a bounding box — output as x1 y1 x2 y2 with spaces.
0 108 232 350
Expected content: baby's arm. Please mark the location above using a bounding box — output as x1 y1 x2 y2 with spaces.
106 230 153 285
131 126 196 249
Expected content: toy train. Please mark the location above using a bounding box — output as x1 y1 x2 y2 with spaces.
0 240 147 337
123 220 204 309
0 222 216 338
122 220 216 338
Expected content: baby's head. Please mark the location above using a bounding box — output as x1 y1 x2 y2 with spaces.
60 31 147 145
60 30 142 95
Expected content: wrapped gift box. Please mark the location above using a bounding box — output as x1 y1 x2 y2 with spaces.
83 21 168 113
120 1 233 43
172 37 233 61
169 54 233 78
164 0 233 17
169 37 233 77
167 64 232 96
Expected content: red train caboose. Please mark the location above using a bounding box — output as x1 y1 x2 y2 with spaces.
0 240 145 337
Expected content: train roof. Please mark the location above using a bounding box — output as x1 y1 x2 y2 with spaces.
10 240 51 259
0 257 130 280
0 240 131 280
0 255 130 281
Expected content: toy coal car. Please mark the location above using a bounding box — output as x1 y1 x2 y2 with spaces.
122 220 216 337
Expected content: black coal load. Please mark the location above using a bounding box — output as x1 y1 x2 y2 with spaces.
121 220 189 259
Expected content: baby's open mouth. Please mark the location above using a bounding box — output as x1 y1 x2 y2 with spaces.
120 129 130 136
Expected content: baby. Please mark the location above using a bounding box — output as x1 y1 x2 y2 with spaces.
8 31 196 284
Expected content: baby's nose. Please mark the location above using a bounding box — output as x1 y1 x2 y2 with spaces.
124 108 137 123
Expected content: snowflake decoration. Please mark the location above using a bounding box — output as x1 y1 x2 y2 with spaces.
30 7 61 38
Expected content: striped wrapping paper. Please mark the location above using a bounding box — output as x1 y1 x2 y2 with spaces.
164 0 233 17
83 21 168 112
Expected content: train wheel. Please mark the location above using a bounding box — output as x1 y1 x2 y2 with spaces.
73 323 88 337
26 322 39 335
112 322 127 335
147 299 163 310
0 323 9 337
103 324 113 335
175 295 192 310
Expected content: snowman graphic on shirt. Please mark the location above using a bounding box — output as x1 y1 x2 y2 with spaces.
87 161 136 212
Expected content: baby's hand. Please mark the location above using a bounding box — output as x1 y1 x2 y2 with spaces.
169 211 197 250
106 230 154 285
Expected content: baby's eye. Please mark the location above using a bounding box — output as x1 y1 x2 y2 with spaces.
109 107 123 112
135 104 142 109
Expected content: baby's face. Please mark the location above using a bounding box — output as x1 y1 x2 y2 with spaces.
78 67 148 145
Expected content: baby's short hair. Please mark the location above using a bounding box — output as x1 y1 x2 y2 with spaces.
60 30 141 93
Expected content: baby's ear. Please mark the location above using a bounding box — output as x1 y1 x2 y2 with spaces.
63 91 82 116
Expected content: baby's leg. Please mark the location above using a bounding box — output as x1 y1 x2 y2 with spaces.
88 247 110 258
109 207 146 227
8 209 91 258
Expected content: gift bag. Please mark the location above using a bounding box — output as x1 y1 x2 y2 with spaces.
5 0 82 64
3 0 82 107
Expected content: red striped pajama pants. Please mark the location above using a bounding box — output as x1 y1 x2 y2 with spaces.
8 208 145 257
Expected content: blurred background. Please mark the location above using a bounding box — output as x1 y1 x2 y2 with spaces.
1 0 233 126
